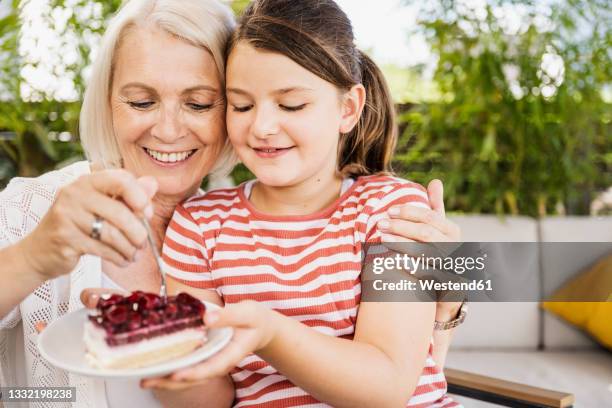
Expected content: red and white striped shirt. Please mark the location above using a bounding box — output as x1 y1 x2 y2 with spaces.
163 175 459 408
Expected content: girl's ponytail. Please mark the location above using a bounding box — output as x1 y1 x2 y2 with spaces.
338 50 397 178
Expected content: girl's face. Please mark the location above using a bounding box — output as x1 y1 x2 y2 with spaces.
110 26 226 199
226 42 352 188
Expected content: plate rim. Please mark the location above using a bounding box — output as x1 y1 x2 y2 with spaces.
37 300 233 379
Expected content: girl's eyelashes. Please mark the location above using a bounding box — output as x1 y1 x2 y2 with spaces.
280 103 307 112
230 103 308 113
232 105 253 113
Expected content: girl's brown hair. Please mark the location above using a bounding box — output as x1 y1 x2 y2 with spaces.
227 0 397 177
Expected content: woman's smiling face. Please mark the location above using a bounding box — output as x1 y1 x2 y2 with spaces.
110 25 226 199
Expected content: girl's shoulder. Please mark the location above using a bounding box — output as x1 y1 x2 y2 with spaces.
180 183 243 212
350 174 429 206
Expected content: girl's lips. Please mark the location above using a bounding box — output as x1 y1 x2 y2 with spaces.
252 146 295 158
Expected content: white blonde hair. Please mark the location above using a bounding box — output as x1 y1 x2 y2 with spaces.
79 0 237 175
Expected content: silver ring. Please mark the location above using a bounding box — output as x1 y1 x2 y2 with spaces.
91 216 104 240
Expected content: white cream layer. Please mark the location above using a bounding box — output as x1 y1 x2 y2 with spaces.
84 321 206 366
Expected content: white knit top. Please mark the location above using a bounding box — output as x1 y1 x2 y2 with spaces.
0 161 107 408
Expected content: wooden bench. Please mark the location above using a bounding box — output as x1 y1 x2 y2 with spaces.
446 368 575 407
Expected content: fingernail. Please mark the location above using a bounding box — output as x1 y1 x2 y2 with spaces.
378 219 390 231
145 205 154 219
90 294 100 304
388 207 400 216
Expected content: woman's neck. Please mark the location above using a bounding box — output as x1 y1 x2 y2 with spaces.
149 194 184 249
250 172 344 216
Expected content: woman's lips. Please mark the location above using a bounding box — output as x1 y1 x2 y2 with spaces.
252 146 295 158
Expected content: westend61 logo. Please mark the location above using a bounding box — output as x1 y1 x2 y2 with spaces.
371 252 487 275
364 246 493 299
362 242 611 302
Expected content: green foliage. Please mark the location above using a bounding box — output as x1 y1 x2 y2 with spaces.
397 0 611 216
0 0 122 187
1 1 609 215
382 64 441 103
230 0 250 16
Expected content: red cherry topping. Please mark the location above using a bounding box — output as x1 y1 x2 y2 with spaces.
90 291 206 346
97 294 123 310
105 305 128 324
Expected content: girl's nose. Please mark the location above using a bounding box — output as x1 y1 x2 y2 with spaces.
251 105 280 139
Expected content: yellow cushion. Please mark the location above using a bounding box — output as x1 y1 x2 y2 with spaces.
541 254 612 350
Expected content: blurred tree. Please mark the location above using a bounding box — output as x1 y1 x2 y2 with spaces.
230 0 250 15
0 0 122 187
2 0 609 215
397 0 611 216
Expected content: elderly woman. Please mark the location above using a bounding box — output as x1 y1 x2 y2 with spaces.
0 0 461 407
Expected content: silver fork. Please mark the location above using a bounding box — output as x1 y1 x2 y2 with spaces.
142 217 167 301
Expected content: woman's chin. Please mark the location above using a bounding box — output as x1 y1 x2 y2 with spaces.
155 177 202 201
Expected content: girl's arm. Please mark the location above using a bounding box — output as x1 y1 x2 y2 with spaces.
159 276 435 408
377 179 463 369
259 295 435 407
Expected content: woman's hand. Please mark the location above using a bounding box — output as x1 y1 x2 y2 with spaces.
80 287 129 308
34 288 128 334
20 168 157 281
377 179 460 243
142 300 278 390
376 179 463 322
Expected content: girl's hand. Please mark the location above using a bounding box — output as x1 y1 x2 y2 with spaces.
376 179 463 322
142 301 278 390
20 168 157 281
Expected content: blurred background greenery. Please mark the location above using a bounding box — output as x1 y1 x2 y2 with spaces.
0 0 609 216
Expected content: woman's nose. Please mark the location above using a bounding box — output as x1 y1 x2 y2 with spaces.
151 104 185 143
251 105 280 139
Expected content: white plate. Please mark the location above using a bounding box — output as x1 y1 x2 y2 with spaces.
37 301 232 379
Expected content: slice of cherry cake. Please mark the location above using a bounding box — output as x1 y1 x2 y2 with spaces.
84 291 207 369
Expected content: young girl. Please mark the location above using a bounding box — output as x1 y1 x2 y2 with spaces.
154 0 460 406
